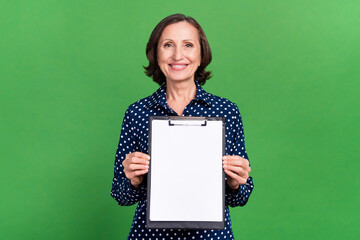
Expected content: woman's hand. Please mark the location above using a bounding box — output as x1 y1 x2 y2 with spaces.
123 152 150 189
222 155 251 190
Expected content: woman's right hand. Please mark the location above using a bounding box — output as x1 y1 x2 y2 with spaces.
123 152 150 189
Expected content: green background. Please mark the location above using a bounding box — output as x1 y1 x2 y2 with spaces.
1 0 359 239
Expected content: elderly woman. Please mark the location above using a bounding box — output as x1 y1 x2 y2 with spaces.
110 14 254 239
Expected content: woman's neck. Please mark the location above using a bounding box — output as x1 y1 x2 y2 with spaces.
166 79 197 102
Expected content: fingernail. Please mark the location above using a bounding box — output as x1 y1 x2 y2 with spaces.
147 156 151 160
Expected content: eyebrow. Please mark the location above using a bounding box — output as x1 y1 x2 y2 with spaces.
160 39 194 43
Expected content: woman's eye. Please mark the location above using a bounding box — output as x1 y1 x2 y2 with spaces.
185 43 193 47
164 43 172 47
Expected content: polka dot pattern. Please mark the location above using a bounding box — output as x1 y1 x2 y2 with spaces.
110 80 254 239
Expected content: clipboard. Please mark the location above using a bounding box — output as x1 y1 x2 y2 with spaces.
146 116 225 229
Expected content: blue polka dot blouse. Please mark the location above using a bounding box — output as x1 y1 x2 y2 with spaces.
110 80 254 239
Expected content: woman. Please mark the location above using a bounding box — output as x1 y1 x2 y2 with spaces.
110 14 254 239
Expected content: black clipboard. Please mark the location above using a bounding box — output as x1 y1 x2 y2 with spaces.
146 116 225 229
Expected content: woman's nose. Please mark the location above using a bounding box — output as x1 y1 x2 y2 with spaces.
173 46 183 60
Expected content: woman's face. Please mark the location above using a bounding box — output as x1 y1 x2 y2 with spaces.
157 21 201 84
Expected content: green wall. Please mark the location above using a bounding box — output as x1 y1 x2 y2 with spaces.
1 0 359 239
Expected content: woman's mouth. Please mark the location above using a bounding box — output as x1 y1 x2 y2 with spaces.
169 64 188 71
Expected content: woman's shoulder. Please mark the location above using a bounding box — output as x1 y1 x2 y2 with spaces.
124 94 157 114
125 84 166 112
205 91 240 113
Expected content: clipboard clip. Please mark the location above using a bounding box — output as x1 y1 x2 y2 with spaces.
168 117 207 126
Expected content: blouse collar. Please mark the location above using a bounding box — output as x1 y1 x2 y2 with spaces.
144 80 212 110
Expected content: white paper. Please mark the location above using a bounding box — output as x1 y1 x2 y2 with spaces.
149 119 223 222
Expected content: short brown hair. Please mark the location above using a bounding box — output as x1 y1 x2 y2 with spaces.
144 14 212 86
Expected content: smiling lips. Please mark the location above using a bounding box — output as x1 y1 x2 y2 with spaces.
169 63 188 71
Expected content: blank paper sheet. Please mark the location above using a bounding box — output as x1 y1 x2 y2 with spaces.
149 118 224 223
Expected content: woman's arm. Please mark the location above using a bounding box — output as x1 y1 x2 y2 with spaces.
224 104 254 207
110 107 147 206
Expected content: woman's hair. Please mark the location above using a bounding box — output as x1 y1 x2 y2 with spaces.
144 13 212 86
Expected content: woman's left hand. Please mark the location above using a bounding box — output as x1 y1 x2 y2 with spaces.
222 155 251 190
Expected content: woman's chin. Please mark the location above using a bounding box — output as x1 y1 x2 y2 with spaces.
165 75 195 83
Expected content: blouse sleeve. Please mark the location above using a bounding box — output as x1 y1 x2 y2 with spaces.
225 104 254 207
110 107 146 206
